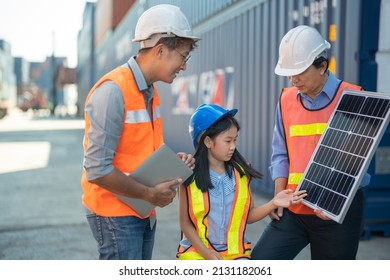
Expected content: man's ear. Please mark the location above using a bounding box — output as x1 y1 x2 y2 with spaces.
154 43 165 57
320 61 328 75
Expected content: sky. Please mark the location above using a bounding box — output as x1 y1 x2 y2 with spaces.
0 0 94 68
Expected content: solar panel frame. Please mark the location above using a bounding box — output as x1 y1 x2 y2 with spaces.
296 89 390 223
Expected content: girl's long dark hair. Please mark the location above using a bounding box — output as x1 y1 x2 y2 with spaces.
184 114 263 192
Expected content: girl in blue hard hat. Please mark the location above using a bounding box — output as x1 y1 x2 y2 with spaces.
176 104 306 260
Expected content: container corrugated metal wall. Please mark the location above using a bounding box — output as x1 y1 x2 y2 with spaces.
357 0 390 239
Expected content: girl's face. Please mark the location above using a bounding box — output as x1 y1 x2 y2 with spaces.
205 125 238 164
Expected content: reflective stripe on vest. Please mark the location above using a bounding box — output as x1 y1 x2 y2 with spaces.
288 172 303 185
281 81 362 214
290 123 327 137
177 168 251 259
189 183 209 249
178 250 250 260
81 66 164 217
125 106 161 124
287 123 326 185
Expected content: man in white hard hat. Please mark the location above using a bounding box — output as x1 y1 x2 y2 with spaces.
251 25 370 260
81 4 199 260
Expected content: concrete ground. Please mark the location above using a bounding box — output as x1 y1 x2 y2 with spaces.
0 109 389 260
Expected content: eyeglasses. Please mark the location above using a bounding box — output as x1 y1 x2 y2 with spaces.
173 49 191 64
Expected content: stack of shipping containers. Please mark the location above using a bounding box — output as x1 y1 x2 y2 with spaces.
77 2 96 112
0 40 17 118
77 0 389 239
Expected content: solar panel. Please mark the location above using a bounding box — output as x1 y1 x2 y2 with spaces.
296 90 390 223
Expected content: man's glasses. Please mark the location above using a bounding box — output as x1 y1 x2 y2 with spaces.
173 49 191 64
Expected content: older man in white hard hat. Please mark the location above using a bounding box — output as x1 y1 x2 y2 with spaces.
81 4 199 260
251 25 370 260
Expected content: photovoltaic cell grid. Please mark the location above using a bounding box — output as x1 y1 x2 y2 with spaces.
296 90 390 223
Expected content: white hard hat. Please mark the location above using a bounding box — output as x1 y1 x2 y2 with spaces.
133 4 200 49
275 25 331 76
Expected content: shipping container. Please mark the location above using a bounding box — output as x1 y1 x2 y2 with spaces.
77 1 96 112
0 39 17 118
94 0 141 80
362 0 390 239
77 0 390 239
94 0 135 47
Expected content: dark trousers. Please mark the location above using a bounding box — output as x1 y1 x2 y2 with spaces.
251 189 364 260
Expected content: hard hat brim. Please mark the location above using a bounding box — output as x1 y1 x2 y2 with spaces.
191 107 238 149
274 64 308 76
221 108 238 120
132 34 200 43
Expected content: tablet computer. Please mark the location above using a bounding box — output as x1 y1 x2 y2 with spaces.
114 144 193 217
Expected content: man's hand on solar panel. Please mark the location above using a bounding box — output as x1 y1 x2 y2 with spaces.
313 209 331 220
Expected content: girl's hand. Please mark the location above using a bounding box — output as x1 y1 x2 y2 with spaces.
273 189 307 208
204 249 223 260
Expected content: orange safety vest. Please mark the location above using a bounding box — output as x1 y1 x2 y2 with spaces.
281 81 362 215
177 168 251 260
81 66 164 218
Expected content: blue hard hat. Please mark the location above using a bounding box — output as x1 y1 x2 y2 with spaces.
189 104 238 148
